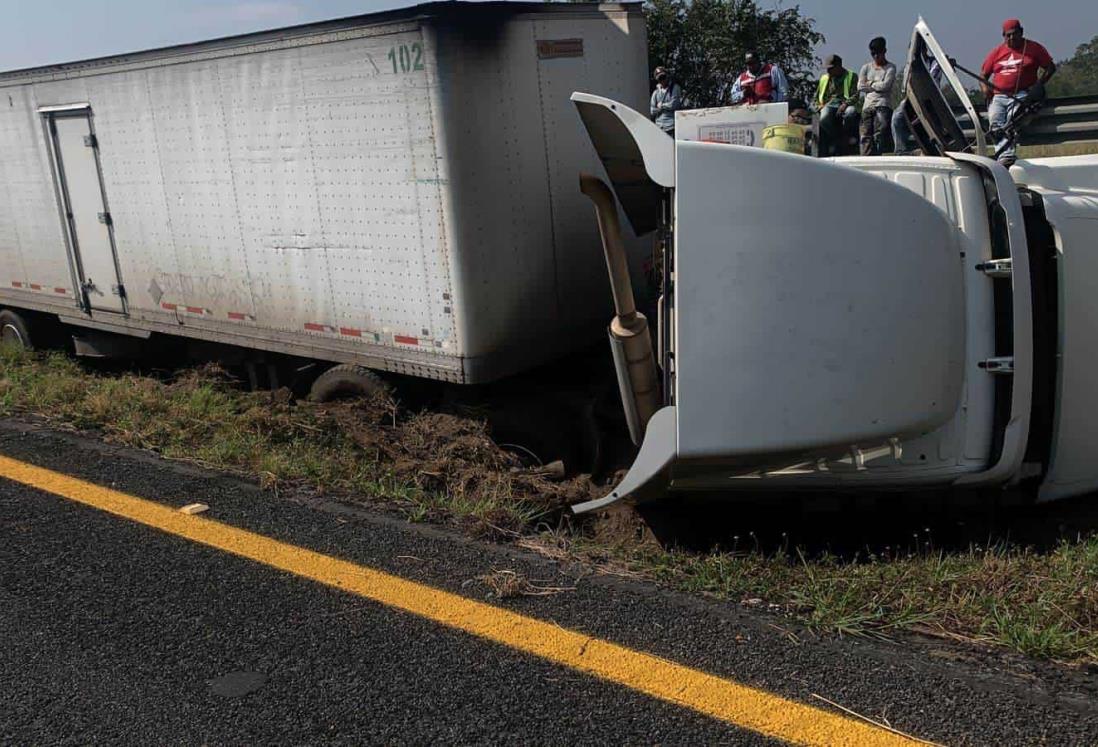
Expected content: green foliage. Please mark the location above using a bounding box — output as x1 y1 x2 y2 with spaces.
1048 35 1098 97
645 0 824 107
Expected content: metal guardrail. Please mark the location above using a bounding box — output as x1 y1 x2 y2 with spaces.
954 93 1098 147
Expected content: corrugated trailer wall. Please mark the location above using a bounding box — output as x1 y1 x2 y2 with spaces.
8 22 458 374
0 3 648 383
432 7 649 380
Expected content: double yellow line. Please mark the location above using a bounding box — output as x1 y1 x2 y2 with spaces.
0 454 920 746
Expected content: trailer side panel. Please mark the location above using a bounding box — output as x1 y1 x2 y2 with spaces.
433 7 650 379
0 22 462 376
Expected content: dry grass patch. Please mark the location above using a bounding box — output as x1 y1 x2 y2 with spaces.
1017 141 1098 158
477 569 576 598
0 347 597 533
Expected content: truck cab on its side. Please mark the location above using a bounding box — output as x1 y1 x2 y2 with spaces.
569 20 1098 512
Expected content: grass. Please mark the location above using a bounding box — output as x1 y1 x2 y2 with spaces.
0 347 563 532
628 541 1098 662
1017 141 1098 158
4 346 1098 666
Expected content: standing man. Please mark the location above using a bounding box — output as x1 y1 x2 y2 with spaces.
980 19 1056 166
858 37 896 155
730 51 789 105
816 54 860 156
650 66 682 137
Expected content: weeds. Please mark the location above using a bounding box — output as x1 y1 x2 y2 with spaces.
0 347 592 533
613 539 1098 663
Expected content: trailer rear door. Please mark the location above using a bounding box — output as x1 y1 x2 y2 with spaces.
44 108 125 313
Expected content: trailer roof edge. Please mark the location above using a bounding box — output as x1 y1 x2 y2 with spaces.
0 1 642 85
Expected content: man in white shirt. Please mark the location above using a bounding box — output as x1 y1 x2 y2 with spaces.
858 37 896 155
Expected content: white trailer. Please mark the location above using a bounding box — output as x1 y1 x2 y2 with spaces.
571 20 1098 511
0 2 649 384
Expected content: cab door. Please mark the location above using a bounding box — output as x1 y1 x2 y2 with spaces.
901 18 987 156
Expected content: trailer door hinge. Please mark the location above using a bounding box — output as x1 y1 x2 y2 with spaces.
97 212 111 225
979 356 1014 374
975 258 1012 278
83 134 98 148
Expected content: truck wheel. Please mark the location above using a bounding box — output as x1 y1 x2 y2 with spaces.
308 364 390 402
486 397 582 473
0 310 33 350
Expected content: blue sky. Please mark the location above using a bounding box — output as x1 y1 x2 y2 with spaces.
1 1 1095 73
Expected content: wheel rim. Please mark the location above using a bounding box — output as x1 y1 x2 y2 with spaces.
496 442 544 468
1 323 24 348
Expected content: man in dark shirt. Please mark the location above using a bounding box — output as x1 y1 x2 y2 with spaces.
980 18 1056 166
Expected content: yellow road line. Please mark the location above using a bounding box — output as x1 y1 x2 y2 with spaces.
0 454 919 746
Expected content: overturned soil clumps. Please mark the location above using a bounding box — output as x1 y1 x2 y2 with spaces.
316 392 605 532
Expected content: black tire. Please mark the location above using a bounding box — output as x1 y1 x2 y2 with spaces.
308 363 390 402
0 310 34 350
485 396 582 473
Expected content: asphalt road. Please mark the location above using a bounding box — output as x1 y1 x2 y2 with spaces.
2 421 1098 745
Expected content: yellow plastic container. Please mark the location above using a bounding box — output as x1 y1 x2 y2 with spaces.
762 124 807 154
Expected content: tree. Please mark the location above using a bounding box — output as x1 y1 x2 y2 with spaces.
645 0 824 107
1048 35 1098 98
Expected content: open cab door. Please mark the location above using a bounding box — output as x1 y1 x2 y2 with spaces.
901 18 987 156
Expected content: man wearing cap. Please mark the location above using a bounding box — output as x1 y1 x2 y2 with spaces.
980 19 1056 166
650 66 682 136
730 51 789 105
815 54 860 156
858 37 896 155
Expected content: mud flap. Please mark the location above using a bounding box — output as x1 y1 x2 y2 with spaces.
571 406 677 514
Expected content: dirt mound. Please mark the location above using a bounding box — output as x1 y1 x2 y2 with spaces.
314 392 603 532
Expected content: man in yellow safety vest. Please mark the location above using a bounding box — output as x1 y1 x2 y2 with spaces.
815 54 860 156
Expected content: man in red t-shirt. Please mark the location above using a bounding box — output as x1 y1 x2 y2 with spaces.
980 18 1057 166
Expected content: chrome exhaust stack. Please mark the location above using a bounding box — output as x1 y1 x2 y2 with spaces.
579 173 660 444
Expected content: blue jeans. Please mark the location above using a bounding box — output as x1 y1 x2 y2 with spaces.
819 104 859 156
988 90 1028 164
892 108 916 154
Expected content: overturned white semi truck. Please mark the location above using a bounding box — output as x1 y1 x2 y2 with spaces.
573 20 1098 511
